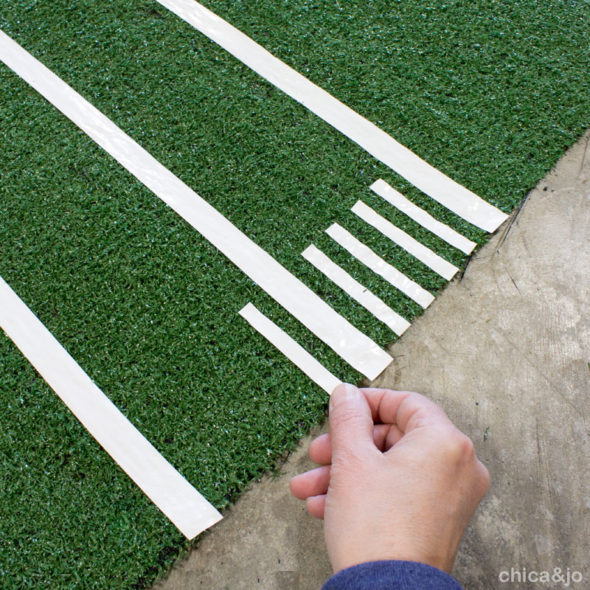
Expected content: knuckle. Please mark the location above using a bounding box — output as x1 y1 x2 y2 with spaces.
476 461 491 496
459 433 475 457
440 429 475 462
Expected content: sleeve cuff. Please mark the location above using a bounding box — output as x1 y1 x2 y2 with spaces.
322 560 463 590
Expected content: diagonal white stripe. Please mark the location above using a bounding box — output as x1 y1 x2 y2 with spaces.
302 245 411 336
370 179 477 255
352 201 459 281
326 224 435 309
0 30 391 381
156 0 509 232
239 303 342 395
0 276 222 539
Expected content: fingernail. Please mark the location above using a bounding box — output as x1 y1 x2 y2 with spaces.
330 383 359 405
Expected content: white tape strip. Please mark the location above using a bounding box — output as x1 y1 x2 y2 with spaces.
0 31 391 381
302 245 410 336
352 201 459 281
370 179 477 255
326 224 434 309
155 0 509 233
239 303 342 395
0 276 222 539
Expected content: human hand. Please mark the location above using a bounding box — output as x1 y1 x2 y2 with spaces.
290 384 490 574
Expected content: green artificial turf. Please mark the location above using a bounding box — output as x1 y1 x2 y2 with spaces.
0 0 588 587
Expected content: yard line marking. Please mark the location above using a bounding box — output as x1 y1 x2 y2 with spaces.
239 303 341 395
326 224 435 309
302 244 411 336
0 276 222 539
352 201 459 281
0 31 391 381
370 179 477 255
156 0 509 233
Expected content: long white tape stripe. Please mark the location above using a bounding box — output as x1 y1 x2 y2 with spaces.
0 32 391 381
156 0 508 233
370 179 477 255
352 201 459 281
302 244 410 337
239 303 341 395
326 224 435 309
0 276 222 539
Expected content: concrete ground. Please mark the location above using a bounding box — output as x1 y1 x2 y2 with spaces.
155 131 590 590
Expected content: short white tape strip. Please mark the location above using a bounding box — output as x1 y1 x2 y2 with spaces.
0 276 222 539
352 201 459 281
156 0 509 233
302 245 411 336
0 31 391 381
370 179 477 255
326 224 434 309
239 303 342 395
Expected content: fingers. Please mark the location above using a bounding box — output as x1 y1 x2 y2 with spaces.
373 423 404 451
289 463 327 519
309 423 405 466
305 494 326 519
329 384 375 462
289 465 330 500
309 434 331 465
360 388 453 434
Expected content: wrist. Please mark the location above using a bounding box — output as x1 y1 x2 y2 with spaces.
323 561 463 590
329 530 458 574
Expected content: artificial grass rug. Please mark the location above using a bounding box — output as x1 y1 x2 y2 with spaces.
0 0 588 587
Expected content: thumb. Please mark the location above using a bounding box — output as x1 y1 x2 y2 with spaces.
329 384 374 461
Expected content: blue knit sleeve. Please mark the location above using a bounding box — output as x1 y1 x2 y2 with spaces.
322 560 463 590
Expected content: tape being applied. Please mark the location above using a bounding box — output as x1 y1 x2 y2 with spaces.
0 31 391 381
0 276 222 539
156 0 509 232
326 224 435 309
239 303 342 395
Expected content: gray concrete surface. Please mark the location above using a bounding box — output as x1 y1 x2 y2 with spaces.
155 131 590 590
